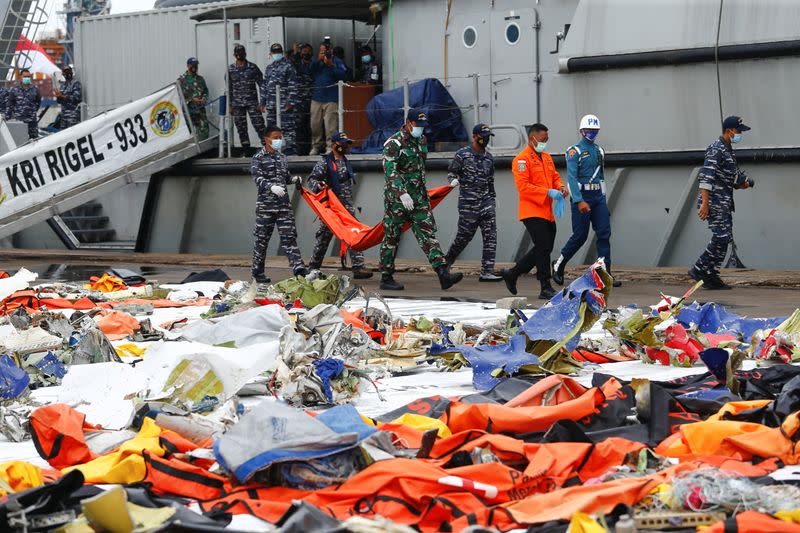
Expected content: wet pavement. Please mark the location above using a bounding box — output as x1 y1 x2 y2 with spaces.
1 256 798 318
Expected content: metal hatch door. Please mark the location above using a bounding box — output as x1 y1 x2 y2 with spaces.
490 8 537 150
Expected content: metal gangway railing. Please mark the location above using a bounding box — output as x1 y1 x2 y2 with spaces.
0 0 49 80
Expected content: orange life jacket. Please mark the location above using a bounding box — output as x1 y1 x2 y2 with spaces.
29 404 100 470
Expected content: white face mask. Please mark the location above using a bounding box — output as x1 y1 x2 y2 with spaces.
534 141 547 153
411 126 424 138
271 53 284 62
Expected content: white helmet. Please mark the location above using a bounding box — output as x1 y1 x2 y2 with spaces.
579 114 600 130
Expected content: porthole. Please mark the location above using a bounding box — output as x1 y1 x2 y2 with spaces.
463 26 477 48
505 22 520 45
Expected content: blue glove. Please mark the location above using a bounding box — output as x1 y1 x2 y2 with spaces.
547 189 561 199
553 194 565 219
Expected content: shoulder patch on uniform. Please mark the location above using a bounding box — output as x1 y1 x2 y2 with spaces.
383 137 401 148
567 148 577 157
517 159 527 171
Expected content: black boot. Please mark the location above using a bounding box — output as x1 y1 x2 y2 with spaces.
252 272 271 284
538 281 558 300
436 266 463 290
500 268 519 295
294 266 308 277
352 267 374 280
552 260 565 286
380 273 404 291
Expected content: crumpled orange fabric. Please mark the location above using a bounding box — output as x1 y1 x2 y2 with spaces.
84 273 128 293
95 310 140 340
657 409 800 465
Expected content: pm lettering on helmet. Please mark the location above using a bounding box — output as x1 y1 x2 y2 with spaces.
587 117 599 127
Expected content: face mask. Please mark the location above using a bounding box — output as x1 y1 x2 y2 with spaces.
271 53 284 62
411 126 424 138
534 141 547 153
235 53 246 61
21 77 31 85
732 133 742 144
476 136 488 147
301 53 311 61
582 130 598 142
361 55 372 64
270 139 284 151
64 72 73 80
334 144 348 154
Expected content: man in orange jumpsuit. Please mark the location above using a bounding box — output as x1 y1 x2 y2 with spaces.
501 123 568 299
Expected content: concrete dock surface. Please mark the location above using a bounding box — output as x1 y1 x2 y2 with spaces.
0 249 798 317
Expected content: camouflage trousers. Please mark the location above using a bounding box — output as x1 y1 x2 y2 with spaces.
252 198 305 275
445 197 496 274
24 120 38 139
189 109 209 140
379 190 446 275
309 184 364 269
693 202 733 276
61 109 81 129
232 105 266 147
266 109 296 154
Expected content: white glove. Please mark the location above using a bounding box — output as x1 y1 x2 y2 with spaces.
270 185 286 197
291 175 303 187
400 193 414 210
449 179 459 188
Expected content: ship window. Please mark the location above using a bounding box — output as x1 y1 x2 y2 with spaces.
463 26 477 48
505 22 520 45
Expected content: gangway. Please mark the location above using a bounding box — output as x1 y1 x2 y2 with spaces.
0 83 218 243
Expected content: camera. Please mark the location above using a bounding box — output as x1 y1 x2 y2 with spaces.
323 36 332 58
734 170 755 189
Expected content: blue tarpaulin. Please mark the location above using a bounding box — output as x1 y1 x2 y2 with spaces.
353 78 469 154
520 263 609 354
676 302 785 343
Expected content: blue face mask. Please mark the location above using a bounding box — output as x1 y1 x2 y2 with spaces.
361 55 372 64
582 130 598 142
411 126 424 138
534 141 547 153
270 138 284 151
271 53 284 62
21 77 31 85
732 133 742 144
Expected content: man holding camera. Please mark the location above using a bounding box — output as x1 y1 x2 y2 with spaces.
309 38 347 155
688 116 753 290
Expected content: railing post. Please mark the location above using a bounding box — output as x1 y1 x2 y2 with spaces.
402 78 410 120
472 73 480 124
275 85 282 128
337 80 344 131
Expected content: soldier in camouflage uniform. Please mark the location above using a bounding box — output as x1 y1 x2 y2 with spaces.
260 44 300 155
306 131 372 279
7 69 41 139
379 109 463 291
0 86 8 118
251 126 307 283
54 65 82 129
291 43 314 155
228 44 266 150
178 57 209 140
689 116 753 290
444 124 501 281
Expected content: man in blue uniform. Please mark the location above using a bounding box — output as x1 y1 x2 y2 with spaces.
306 131 373 279
228 44 266 152
260 43 300 154
55 65 82 129
444 124 501 281
688 116 753 290
8 69 41 139
552 114 621 287
250 126 307 283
